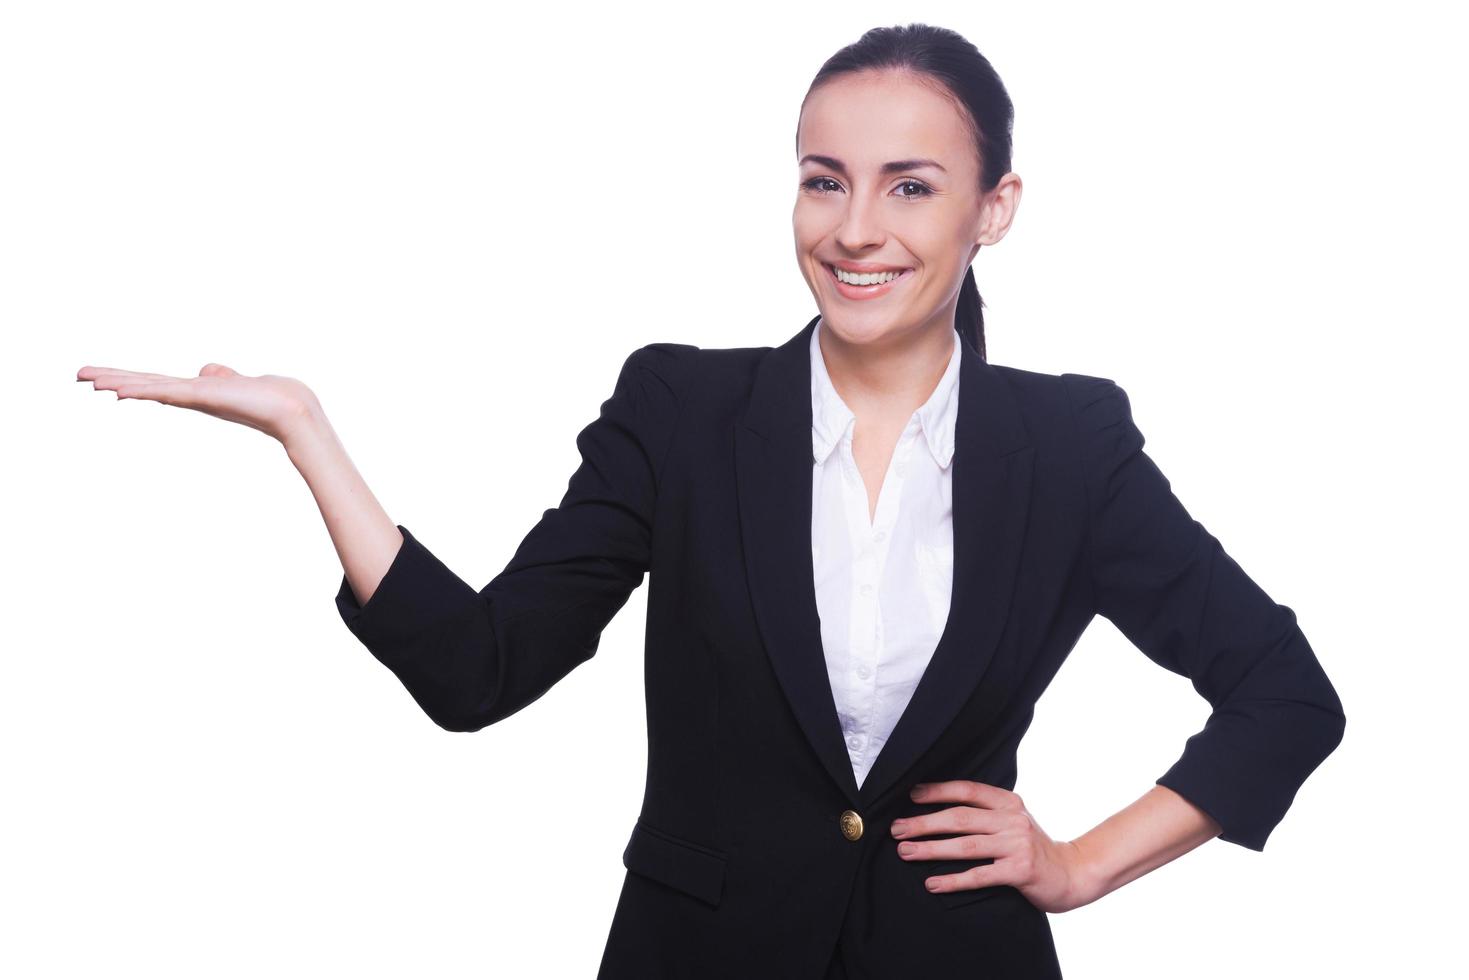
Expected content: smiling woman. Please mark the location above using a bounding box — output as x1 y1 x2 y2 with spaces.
793 39 1021 366
75 19 1346 980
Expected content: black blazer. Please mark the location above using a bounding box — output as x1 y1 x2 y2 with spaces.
334 315 1346 979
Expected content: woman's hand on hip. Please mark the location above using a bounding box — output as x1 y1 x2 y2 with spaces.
77 362 323 447
890 780 1096 913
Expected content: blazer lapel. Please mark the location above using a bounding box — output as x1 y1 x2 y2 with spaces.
858 338 1034 808
734 315 1034 811
734 315 860 802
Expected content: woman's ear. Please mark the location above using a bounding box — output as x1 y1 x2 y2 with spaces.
976 172 1023 247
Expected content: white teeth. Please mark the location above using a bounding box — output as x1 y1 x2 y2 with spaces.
834 266 903 285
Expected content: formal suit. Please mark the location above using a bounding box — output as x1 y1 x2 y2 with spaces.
334 315 1347 979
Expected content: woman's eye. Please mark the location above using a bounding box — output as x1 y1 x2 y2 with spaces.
799 177 931 198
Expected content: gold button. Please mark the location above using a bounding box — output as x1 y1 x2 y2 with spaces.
840 809 864 841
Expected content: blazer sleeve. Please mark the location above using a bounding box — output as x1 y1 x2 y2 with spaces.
1064 373 1346 851
333 343 689 733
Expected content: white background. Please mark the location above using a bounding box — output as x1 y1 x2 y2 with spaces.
8 0 1463 975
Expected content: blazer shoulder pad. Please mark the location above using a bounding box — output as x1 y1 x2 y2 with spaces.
1060 371 1132 440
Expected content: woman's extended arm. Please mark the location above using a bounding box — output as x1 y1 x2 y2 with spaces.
321 345 689 731
282 404 405 613
77 362 407 615
79 348 689 733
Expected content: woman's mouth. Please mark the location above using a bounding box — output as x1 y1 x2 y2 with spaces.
825 263 914 301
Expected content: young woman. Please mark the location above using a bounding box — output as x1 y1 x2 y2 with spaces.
78 23 1345 979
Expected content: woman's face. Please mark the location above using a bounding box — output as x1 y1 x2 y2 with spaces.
793 69 1020 350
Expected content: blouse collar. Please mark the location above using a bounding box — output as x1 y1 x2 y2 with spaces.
810 316 961 469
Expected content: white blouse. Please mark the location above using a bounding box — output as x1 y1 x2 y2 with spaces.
810 318 961 789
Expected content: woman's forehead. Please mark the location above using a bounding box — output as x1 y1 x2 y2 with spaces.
799 76 976 173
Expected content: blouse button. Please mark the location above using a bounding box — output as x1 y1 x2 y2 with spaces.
859 583 873 596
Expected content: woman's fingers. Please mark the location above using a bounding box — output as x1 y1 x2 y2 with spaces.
77 363 318 445
113 378 205 406
920 861 1008 894
892 804 999 842
78 363 241 386
896 830 998 863
892 780 1016 840
78 367 187 386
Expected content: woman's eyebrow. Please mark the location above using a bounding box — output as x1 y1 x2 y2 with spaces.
799 154 948 176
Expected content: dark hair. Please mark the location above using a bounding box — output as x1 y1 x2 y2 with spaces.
798 24 1015 362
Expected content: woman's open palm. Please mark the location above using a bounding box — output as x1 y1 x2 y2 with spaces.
76 362 319 445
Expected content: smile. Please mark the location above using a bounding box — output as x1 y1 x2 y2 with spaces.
825 263 914 301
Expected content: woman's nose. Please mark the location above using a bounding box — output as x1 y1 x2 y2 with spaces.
834 201 886 253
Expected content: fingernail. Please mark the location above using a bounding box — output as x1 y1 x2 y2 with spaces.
891 820 908 835
899 843 916 856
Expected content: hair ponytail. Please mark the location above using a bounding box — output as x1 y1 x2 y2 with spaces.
955 265 984 360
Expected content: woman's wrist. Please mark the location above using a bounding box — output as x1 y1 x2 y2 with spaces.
280 397 336 464
1059 836 1111 908
1060 785 1222 908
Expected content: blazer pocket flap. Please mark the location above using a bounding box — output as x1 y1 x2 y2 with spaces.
622 819 728 908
